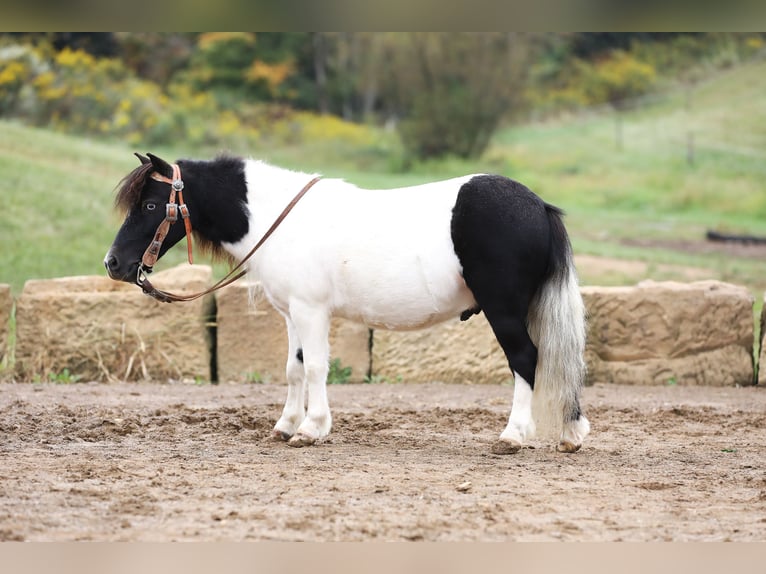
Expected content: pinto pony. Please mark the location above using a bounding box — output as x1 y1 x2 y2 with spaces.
105 153 590 454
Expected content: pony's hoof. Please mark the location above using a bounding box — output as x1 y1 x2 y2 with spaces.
287 432 317 448
271 429 292 442
491 439 522 455
557 440 581 453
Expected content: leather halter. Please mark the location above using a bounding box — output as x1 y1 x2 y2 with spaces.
143 163 193 269
136 168 321 303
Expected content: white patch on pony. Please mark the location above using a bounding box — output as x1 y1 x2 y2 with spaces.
558 415 590 453
498 374 536 446
226 161 479 331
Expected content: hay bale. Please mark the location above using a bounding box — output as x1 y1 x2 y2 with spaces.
0 284 11 366
371 314 509 384
583 280 754 386
216 282 370 383
15 265 214 382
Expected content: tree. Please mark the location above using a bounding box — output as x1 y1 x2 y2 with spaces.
384 33 533 160
113 33 195 87
579 50 656 149
309 33 388 121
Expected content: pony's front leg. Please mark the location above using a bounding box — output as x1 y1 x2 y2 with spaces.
285 301 332 447
272 317 306 441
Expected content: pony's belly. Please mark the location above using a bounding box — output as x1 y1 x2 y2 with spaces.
335 280 477 331
357 308 465 331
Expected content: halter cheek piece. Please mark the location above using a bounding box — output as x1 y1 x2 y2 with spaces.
141 164 193 270
135 163 321 303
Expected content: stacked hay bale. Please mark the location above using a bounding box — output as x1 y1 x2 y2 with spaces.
14 265 214 382
8 270 760 387
370 280 756 387
371 314 508 384
583 280 755 386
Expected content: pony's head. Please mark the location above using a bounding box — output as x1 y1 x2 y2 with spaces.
104 152 189 283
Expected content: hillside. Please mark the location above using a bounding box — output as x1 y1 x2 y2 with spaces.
1 58 766 298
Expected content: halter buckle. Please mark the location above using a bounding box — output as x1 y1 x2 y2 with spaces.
166 203 178 222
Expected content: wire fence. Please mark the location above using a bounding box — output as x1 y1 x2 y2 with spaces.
525 53 766 166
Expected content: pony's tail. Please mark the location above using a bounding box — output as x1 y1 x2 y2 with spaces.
526 204 587 438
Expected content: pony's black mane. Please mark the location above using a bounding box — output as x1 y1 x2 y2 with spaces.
114 163 153 214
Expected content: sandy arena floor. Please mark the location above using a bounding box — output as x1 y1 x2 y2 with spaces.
0 381 764 541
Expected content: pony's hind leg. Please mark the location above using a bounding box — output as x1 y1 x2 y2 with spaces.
479 302 540 455
272 317 306 441
493 374 536 455
558 396 590 453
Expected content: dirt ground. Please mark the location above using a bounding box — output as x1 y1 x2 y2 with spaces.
0 380 764 541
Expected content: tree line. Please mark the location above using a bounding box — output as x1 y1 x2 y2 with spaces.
2 33 762 160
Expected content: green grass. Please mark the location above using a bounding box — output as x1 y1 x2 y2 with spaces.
1 57 766 302
0 123 215 294
326 358 353 385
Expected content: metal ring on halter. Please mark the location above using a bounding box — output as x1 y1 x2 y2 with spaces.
136 262 154 285
172 179 184 192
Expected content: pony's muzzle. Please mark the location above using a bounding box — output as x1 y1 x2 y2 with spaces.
104 250 138 282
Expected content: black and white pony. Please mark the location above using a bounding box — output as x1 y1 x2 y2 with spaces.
105 153 590 454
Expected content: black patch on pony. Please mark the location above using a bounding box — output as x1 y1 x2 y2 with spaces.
450 175 563 388
113 154 251 265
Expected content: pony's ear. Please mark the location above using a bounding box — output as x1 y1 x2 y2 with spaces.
134 152 150 165
147 153 173 178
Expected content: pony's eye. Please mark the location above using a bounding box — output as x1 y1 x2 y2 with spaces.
143 202 157 212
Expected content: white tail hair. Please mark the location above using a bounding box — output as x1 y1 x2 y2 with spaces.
526 207 587 437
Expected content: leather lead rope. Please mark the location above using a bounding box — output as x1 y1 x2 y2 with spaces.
137 174 322 303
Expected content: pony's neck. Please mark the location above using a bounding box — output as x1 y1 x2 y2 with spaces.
179 156 251 260
243 160 318 201
241 159 322 231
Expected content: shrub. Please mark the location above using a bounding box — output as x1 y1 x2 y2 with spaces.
388 33 534 161
0 39 383 154
578 51 657 109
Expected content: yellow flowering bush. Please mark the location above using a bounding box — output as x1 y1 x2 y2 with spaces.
246 59 294 97
271 111 377 146
0 40 381 152
0 44 43 114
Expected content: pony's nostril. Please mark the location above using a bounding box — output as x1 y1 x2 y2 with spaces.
105 253 119 272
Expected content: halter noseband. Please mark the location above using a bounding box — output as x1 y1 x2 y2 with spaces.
137 163 193 286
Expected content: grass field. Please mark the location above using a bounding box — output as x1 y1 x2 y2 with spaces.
1 58 766 302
